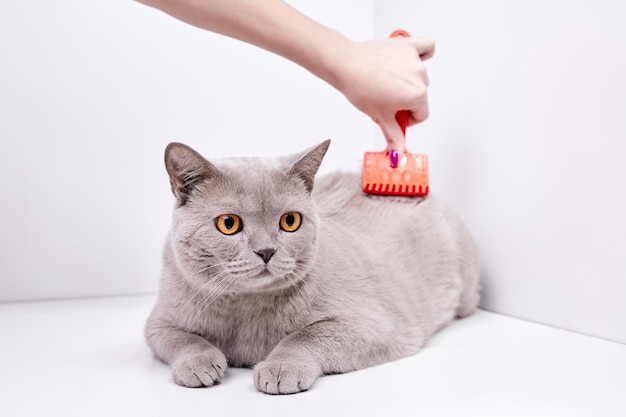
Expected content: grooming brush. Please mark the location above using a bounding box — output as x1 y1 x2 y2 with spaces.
362 30 430 197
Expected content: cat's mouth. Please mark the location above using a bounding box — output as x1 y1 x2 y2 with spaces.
230 267 282 292
255 266 275 279
249 264 292 284
222 258 297 288
215 260 301 294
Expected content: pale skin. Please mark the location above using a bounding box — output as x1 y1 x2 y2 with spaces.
136 0 435 160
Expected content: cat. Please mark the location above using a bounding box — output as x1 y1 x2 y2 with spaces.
145 139 480 394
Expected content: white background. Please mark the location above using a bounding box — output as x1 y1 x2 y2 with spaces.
376 0 626 343
1 1 625 344
0 0 374 300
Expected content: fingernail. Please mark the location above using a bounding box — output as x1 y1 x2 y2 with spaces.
390 150 399 168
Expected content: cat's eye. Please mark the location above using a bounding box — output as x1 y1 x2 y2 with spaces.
279 212 302 232
215 214 242 235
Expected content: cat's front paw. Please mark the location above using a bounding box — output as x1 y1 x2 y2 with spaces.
171 350 228 388
253 359 321 395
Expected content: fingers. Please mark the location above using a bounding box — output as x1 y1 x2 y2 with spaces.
405 37 433 123
378 89 429 166
379 116 406 167
410 36 435 60
408 93 430 126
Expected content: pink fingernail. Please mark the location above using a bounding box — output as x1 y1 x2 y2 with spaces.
390 150 399 168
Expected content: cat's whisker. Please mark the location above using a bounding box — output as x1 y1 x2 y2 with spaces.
174 270 234 330
172 263 235 325
191 272 240 324
291 270 313 299
197 260 230 274
199 272 235 304
194 271 232 304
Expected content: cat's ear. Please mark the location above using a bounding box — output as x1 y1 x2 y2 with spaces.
164 142 219 206
288 140 331 193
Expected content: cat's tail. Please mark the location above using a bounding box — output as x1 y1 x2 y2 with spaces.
455 221 481 318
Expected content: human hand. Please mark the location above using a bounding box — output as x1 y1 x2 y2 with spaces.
332 35 435 161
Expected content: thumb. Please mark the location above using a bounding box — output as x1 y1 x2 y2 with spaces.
378 116 406 168
410 36 435 60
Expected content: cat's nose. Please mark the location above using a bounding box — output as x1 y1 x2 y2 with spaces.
254 248 276 264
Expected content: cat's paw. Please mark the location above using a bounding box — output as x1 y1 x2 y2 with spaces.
171 350 228 388
253 359 321 395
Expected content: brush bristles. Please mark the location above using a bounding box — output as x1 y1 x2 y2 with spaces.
364 182 429 196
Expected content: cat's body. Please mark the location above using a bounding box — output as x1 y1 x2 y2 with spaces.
146 140 479 394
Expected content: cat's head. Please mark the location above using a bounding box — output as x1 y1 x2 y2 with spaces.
164 140 330 295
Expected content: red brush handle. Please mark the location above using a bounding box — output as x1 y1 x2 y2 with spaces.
395 110 409 136
391 29 411 137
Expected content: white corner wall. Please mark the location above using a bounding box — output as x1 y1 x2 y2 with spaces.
375 0 626 344
2 0 624 346
0 0 374 302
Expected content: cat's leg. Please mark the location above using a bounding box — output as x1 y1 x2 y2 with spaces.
145 317 227 388
253 318 418 394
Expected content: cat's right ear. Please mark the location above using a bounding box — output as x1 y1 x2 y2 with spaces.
164 142 219 206
288 139 331 193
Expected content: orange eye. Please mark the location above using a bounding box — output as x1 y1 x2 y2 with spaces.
279 212 302 232
216 214 242 235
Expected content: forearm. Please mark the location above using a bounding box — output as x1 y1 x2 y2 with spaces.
136 0 349 88
136 0 435 154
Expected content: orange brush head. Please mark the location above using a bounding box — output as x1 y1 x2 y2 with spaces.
362 150 429 196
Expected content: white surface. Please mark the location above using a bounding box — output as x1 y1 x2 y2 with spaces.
1 295 624 417
376 1 626 343
1 0 624 366
0 0 374 302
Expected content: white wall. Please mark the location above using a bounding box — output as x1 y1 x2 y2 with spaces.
376 0 626 344
0 0 374 301
2 0 624 346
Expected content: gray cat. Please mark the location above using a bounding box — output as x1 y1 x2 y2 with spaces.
146 140 480 394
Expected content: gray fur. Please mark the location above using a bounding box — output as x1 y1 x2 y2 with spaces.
146 140 480 394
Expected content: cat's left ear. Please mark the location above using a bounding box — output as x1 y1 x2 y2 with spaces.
288 140 331 193
164 142 219 206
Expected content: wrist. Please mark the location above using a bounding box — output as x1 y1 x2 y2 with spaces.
313 32 352 90
287 25 351 91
